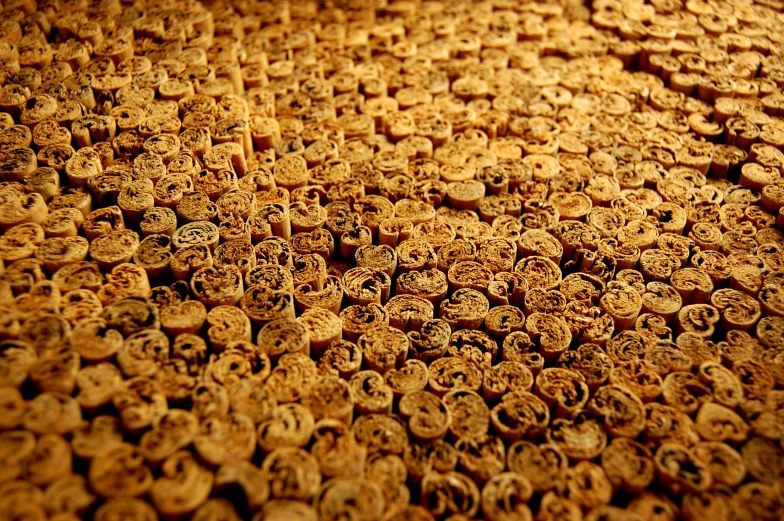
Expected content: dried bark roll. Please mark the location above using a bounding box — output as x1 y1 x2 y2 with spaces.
399 390 451 441
439 288 490 331
205 305 251 352
88 443 153 499
301 375 354 425
653 443 712 495
506 441 568 495
547 410 608 461
490 390 550 443
264 354 318 405
420 471 480 519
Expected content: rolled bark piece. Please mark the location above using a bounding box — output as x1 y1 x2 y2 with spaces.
536 492 583 521
349 369 393 415
356 325 407 373
139 409 199 465
654 443 713 495
518 230 562 266
525 288 567 316
116 328 169 379
1 147 39 185
556 343 613 392
421 471 480 519
228 374 276 422
19 389 80 436
193 413 257 467
314 477 385 521
153 174 193 208
191 265 244 308
481 360 533 401
378 217 414 248
1 340 38 388
0 426 42 480
170 243 213 281
395 238 437 274
88 443 153 499
411 221 455 253
670 268 713 305
0 190 47 234
396 268 449 306
342 267 390 306
32 235 88 273
204 305 251 353
690 249 732 287
318 340 363 379
21 430 71 488
256 402 315 454
534 367 589 419
501 330 545 376
524 312 572 362
292 228 335 261
351 412 409 456
733 482 783 521
608 358 662 403
756 316 784 351
41 473 95 518
489 390 549 443
645 401 701 450
589 384 647 438
556 461 613 511
248 203 290 242
487 271 529 308
340 304 388 343
644 339 693 377
676 304 721 338
290 202 327 234
691 441 746 489
439 288 490 331
354 244 396 279
261 447 322 501
384 294 434 333
111 374 169 433
453 434 505 486
398 390 450 441
139 207 177 238
436 239 476 273
484 305 526 340
447 261 494 294
443 330 495 371
515 256 563 291
379 181 417 213
309 418 367 479
359 451 406 506
709 287 762 331
547 411 608 461
263 352 317 405
93 498 158 521
294 275 344 315
381 357 426 395
693 402 749 443
456 220 493 246
600 437 654 494
301 376 354 425
404 438 457 488
599 281 643 331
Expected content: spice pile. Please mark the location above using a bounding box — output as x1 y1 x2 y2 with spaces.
0 0 783 519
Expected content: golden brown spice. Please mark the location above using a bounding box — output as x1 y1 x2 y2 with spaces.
0 0 784 520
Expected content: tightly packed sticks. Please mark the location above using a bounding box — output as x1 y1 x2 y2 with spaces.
0 0 784 520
